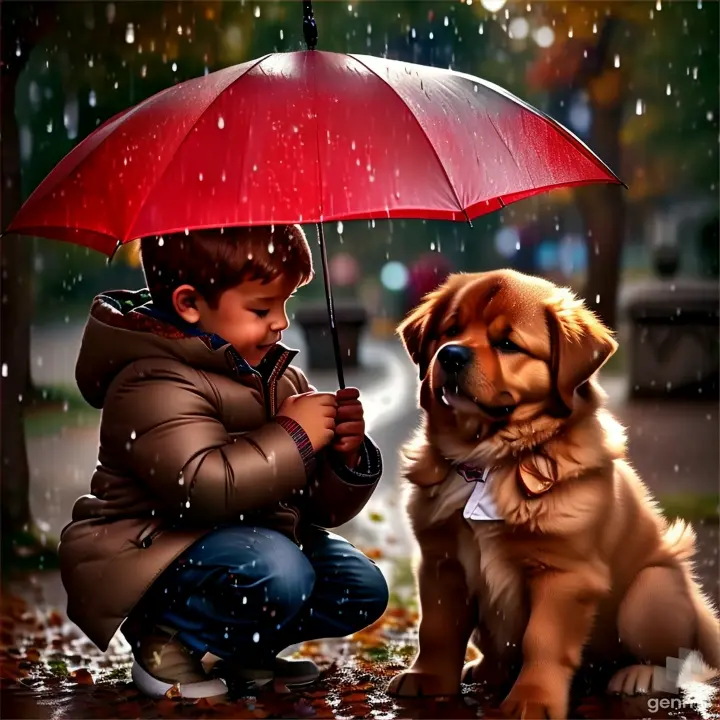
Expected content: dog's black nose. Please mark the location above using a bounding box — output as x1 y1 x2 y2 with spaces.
438 344 473 373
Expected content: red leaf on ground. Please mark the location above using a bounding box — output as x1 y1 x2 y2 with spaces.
345 702 371 717
0 662 28 681
341 692 369 703
70 668 94 684
164 683 182 699
47 610 64 628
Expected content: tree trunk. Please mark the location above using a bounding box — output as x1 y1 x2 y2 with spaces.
1 2 56 554
577 101 625 330
1 68 33 537
576 17 626 331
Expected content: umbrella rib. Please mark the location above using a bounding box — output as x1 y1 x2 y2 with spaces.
309 54 324 220
347 54 465 216
124 54 272 243
451 70 625 186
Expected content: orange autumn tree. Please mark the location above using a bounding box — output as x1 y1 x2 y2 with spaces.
526 1 718 328
526 4 640 329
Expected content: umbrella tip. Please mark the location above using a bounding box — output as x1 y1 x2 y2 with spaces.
302 1 318 50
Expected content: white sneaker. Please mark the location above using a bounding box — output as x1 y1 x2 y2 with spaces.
131 660 228 700
130 626 228 700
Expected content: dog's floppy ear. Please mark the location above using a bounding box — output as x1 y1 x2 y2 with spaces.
397 279 458 379
545 288 618 414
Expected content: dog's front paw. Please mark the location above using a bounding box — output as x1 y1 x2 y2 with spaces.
387 669 460 697
501 682 568 720
607 664 662 695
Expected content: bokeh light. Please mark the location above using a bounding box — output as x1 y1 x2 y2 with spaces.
380 261 409 291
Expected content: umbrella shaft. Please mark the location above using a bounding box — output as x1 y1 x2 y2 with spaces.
317 223 345 389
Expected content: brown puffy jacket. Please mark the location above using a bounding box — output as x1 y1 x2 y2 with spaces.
59 290 382 650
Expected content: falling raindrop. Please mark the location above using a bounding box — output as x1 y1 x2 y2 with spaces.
614 54 620 68
254 6 261 18
1 363 7 378
253 632 260 642
89 90 97 107
656 0 661 9
479 23 484 34
125 22 135 44
279 29 284 40
158 237 165 246
15 41 21 57
337 221 344 235
635 99 644 115
218 116 225 129
666 83 672 96
130 430 136 440
595 294 600 304
268 241 275 254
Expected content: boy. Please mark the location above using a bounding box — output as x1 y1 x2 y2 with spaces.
59 225 387 700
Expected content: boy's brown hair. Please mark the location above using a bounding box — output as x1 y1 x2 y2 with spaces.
140 225 314 311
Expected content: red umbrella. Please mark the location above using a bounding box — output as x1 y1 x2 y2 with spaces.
7 3 623 386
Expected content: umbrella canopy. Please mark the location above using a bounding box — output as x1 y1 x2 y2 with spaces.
8 51 621 255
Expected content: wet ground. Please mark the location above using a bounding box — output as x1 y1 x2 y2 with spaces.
2 514 718 720
2 573 718 720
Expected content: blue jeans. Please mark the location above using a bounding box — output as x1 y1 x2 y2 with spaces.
124 525 389 667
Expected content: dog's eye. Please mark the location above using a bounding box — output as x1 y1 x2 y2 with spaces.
445 324 462 338
494 338 523 354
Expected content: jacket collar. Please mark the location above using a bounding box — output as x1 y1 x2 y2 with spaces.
137 302 299 381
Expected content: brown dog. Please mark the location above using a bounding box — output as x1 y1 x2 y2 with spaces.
387 270 719 719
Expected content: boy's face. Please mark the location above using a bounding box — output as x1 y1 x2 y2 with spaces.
175 274 300 366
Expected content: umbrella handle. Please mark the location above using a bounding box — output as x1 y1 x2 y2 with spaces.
302 2 318 51
316 223 345 390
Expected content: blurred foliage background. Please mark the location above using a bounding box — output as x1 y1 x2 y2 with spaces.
4 0 718 328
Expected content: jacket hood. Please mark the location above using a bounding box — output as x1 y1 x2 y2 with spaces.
75 289 295 409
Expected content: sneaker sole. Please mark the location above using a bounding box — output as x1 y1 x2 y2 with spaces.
131 660 229 700
235 669 320 687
